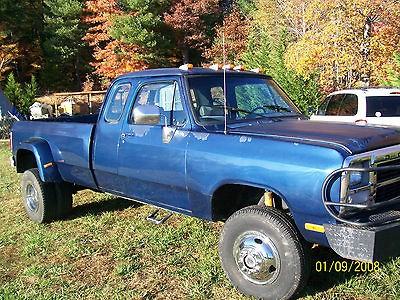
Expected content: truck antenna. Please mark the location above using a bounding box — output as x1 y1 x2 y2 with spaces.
223 30 228 135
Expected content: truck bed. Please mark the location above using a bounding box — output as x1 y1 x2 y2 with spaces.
11 115 98 189
38 113 99 123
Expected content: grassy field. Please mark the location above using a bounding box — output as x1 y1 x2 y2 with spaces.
0 140 399 299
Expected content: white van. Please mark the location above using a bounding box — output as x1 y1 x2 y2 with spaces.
311 88 400 126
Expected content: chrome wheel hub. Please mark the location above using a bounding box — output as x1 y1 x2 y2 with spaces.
233 231 280 284
26 184 39 212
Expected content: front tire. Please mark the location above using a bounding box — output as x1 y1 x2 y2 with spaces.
219 206 310 300
21 168 57 223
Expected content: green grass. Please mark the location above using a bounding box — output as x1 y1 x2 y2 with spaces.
1 140 399 299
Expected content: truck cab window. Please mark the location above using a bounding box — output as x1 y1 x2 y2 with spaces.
131 82 186 126
105 82 131 122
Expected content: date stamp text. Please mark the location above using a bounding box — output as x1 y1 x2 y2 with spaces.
315 261 380 273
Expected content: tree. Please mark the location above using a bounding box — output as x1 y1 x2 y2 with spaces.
203 7 251 64
241 29 321 114
254 0 322 42
4 73 22 107
382 52 400 87
0 33 20 81
4 73 38 116
164 0 221 64
283 0 400 91
41 0 89 91
0 0 43 82
83 0 150 85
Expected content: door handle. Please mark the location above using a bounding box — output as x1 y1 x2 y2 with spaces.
121 133 135 138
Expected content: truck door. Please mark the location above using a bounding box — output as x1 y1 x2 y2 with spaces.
117 78 191 213
93 79 138 192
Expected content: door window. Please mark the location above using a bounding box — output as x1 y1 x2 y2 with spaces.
318 94 358 116
340 94 358 116
131 82 186 126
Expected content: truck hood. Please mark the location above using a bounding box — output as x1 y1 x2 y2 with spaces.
226 118 400 154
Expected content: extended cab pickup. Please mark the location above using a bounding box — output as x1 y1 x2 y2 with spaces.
10 67 400 299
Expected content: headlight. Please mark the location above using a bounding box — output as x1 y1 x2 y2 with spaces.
349 171 363 187
340 161 373 215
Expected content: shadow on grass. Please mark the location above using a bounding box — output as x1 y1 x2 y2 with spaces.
298 246 368 298
67 197 143 220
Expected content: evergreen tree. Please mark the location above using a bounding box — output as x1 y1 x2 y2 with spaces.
110 0 174 66
4 73 22 107
41 0 89 91
4 73 38 116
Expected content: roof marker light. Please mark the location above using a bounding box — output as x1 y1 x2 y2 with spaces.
234 65 245 71
250 68 264 73
222 64 235 70
209 63 222 70
179 64 193 71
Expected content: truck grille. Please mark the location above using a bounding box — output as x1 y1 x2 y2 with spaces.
323 145 400 226
376 158 400 203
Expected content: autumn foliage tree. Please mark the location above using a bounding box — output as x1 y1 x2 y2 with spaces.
83 0 147 85
0 33 20 81
203 7 251 64
0 0 43 83
283 0 400 91
383 52 400 87
164 0 221 64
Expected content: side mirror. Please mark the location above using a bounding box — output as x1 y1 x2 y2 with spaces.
133 105 161 125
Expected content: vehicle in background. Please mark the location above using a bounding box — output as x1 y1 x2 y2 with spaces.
310 88 400 126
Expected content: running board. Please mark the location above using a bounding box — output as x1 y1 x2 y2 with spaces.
146 209 173 224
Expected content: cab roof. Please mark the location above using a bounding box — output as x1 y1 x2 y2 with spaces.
116 67 271 80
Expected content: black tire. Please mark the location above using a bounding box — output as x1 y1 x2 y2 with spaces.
54 182 73 217
219 205 310 300
21 168 57 223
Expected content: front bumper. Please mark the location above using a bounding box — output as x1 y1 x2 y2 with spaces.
325 219 400 262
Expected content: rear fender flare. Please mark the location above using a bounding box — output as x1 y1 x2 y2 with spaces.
16 139 62 182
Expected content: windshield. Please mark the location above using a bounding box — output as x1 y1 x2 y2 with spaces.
187 75 300 124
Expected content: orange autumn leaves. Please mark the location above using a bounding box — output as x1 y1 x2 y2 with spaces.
272 0 400 91
83 0 146 84
81 0 399 90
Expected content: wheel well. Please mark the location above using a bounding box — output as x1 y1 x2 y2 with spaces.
16 150 37 173
211 184 289 221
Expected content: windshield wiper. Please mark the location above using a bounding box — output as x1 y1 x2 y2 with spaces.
262 105 293 112
214 105 268 118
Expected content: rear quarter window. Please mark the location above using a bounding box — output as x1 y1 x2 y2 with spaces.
366 96 400 117
105 82 131 122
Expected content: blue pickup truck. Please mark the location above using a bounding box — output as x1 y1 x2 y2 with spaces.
10 66 400 299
